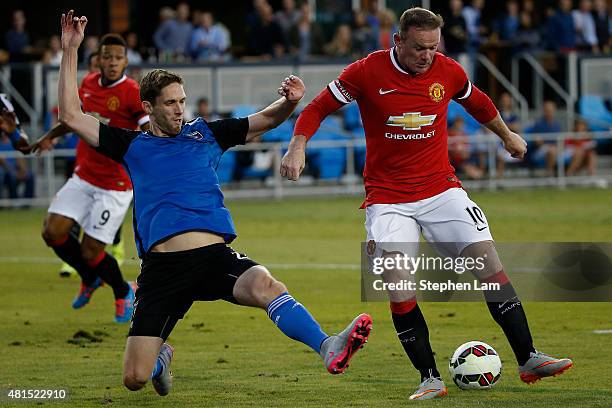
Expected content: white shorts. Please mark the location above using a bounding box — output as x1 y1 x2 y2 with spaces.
365 187 493 258
48 175 133 244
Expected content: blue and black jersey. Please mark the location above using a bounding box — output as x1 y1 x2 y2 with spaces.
96 117 249 258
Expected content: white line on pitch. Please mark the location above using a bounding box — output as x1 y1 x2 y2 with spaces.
593 329 612 334
0 256 360 270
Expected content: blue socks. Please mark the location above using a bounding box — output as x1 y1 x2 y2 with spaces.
150 358 163 379
267 292 329 353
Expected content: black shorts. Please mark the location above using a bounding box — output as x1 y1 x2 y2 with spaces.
128 243 258 340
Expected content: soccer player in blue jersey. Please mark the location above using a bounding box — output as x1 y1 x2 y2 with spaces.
56 11 372 396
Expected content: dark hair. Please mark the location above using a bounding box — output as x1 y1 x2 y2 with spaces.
87 51 99 66
398 7 444 37
99 33 127 51
140 69 184 103
197 97 209 105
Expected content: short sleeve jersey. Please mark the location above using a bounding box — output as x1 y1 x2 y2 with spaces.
95 117 248 257
76 72 149 191
327 49 473 206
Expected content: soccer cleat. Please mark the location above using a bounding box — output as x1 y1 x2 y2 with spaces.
114 281 137 323
320 313 372 374
110 241 125 267
72 277 103 309
519 351 573 384
152 343 174 396
59 262 77 278
408 376 448 401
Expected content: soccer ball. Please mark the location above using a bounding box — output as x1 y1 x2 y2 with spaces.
448 341 502 390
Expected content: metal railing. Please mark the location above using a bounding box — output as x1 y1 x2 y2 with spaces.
0 130 610 208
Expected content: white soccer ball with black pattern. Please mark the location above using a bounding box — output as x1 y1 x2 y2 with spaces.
449 341 502 390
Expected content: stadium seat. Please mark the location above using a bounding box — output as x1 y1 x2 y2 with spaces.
231 104 258 118
216 150 236 184
308 116 348 180
342 102 362 131
447 101 481 134
352 127 367 174
579 95 612 131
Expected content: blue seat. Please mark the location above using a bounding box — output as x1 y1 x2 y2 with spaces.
579 95 612 131
352 127 367 174
216 151 236 184
342 102 362 131
231 104 258 118
308 116 348 180
447 101 481 134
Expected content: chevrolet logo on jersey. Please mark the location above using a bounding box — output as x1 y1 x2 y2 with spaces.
386 112 436 130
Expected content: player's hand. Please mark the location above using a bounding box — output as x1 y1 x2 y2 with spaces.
29 133 56 156
280 136 307 181
61 10 88 50
277 75 305 103
0 108 17 134
503 132 527 159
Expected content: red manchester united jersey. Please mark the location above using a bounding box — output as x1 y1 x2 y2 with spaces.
76 72 148 190
328 49 474 206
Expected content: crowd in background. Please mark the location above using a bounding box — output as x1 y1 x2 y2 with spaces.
1 0 610 65
0 0 611 197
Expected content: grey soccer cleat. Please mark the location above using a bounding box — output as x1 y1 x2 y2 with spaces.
409 376 448 401
152 343 174 396
320 313 372 374
519 350 573 384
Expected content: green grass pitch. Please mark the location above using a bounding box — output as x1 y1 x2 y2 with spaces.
1 188 611 407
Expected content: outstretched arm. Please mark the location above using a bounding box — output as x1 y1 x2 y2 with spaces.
29 122 71 154
0 109 31 154
57 10 100 146
245 75 304 143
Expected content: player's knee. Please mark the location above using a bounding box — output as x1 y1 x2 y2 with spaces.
123 370 148 391
80 241 104 262
252 271 286 301
41 224 64 246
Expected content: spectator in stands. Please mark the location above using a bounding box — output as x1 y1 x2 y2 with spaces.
352 10 376 56
545 0 576 52
592 0 611 53
124 32 143 65
324 24 353 58
527 100 561 176
492 0 520 43
195 97 220 122
275 0 302 40
448 116 483 180
43 35 63 66
5 10 31 61
573 0 599 52
566 119 597 176
288 2 326 59
462 0 486 52
514 11 541 53
364 0 381 28
82 36 99 68
442 0 468 54
0 133 34 200
376 9 397 50
88 51 100 73
521 0 540 25
153 3 193 61
190 11 231 62
246 3 286 59
496 92 522 178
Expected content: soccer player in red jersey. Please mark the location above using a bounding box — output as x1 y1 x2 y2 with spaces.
33 34 149 323
281 8 572 400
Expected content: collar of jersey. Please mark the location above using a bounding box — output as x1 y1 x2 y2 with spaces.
390 47 435 77
98 74 127 88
